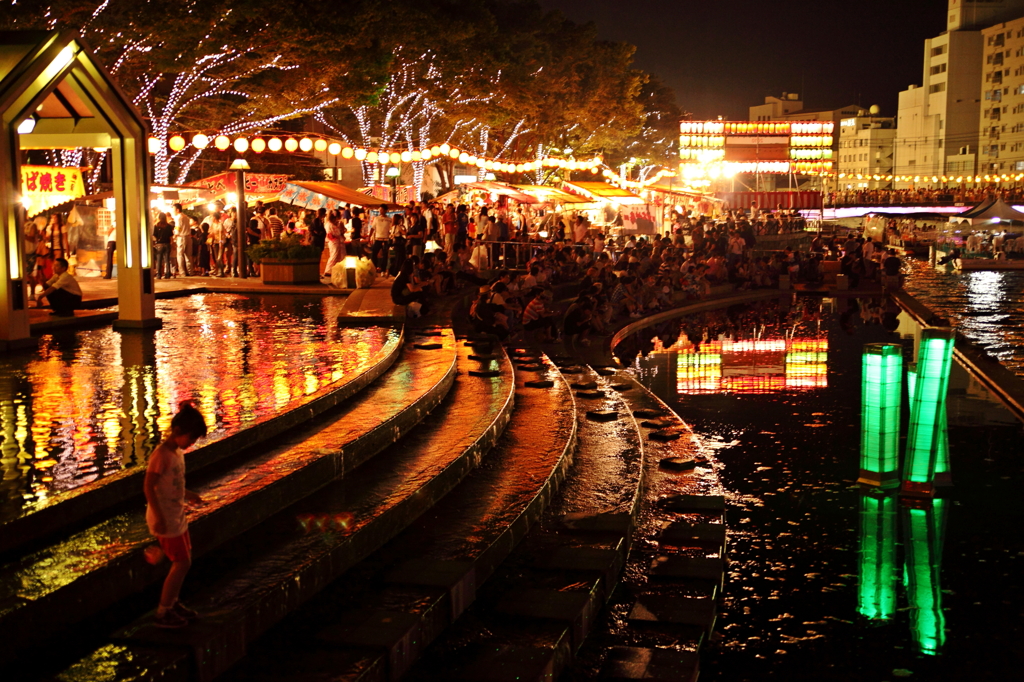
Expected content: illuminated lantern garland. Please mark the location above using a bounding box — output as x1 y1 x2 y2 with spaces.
157 132 604 173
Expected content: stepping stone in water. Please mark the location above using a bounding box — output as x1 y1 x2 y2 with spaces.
649 429 682 441
468 354 499 361
413 342 442 350
559 366 584 374
593 367 615 376
633 409 665 419
627 595 717 636
659 457 696 471
610 383 633 392
469 369 501 378
641 417 677 429
525 379 555 389
415 330 444 337
517 364 544 372
570 380 598 390
657 494 726 513
601 646 700 682
648 556 726 591
576 390 605 399
660 522 727 549
586 410 618 422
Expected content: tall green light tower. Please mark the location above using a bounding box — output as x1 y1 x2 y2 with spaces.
902 329 954 497
859 343 902 488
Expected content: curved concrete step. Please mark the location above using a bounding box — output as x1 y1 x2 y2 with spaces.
0 331 458 667
48 341 516 682
213 352 578 682
0 324 405 557
403 361 648 682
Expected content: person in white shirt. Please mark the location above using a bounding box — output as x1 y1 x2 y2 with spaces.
39 257 82 316
370 206 392 274
172 204 193 276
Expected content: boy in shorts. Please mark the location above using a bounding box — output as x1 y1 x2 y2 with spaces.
143 401 208 628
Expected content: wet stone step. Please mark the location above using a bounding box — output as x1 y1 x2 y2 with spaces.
414 342 443 350
557 512 632 536
535 546 625 589
640 417 677 429
575 390 605 399
649 556 726 591
469 354 500 361
570 380 598 390
599 646 700 682
659 457 697 471
496 585 602 652
446 643 559 682
609 384 633 392
525 379 555 388
593 368 616 377
660 522 727 550
627 595 717 637
648 429 682 441
586 410 619 422
657 494 726 513
632 409 665 419
558 366 584 374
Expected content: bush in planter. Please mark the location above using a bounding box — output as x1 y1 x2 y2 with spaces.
246 235 320 263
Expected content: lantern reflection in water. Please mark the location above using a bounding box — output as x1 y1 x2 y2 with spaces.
675 337 828 395
0 294 400 518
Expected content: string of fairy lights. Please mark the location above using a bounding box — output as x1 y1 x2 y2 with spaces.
154 133 604 174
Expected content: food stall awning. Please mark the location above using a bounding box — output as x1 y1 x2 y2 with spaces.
561 181 645 205
183 172 290 207
280 181 391 209
645 183 722 201
512 184 594 205
464 181 539 204
20 165 86 216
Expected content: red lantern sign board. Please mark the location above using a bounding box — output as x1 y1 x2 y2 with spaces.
184 172 290 205
20 165 86 216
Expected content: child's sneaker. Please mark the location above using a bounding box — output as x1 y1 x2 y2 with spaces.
173 601 200 620
143 545 165 565
153 609 189 629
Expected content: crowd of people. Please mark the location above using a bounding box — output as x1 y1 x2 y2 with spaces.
826 186 1024 207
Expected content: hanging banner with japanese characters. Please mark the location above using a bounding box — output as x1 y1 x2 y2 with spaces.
20 165 86 216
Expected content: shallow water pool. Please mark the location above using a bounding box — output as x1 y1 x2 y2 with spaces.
0 293 399 520
623 295 1024 680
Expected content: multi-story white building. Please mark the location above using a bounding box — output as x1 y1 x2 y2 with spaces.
837 110 897 189
895 0 1024 186
978 17 1024 173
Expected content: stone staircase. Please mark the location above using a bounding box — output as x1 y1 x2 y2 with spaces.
3 290 729 682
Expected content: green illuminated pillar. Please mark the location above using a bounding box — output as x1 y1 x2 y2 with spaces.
908 363 951 488
902 330 954 497
859 343 902 488
902 499 947 655
857 491 897 620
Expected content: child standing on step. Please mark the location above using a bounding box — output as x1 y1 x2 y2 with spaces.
143 401 208 628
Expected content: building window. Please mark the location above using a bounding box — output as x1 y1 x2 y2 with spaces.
929 82 947 94
930 63 947 75
931 44 947 57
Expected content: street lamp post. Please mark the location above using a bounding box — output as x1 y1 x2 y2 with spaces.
386 165 401 203
230 158 250 279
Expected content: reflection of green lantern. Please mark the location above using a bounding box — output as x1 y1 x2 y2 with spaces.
902 330 954 497
858 492 897 620
902 499 947 655
859 343 902 488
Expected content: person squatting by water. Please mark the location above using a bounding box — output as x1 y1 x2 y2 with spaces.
143 402 209 628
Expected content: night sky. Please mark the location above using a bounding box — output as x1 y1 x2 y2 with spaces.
541 0 945 120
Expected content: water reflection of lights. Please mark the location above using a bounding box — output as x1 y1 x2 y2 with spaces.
675 337 829 394
0 294 399 517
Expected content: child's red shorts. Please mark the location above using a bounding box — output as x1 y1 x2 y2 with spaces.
157 530 192 562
